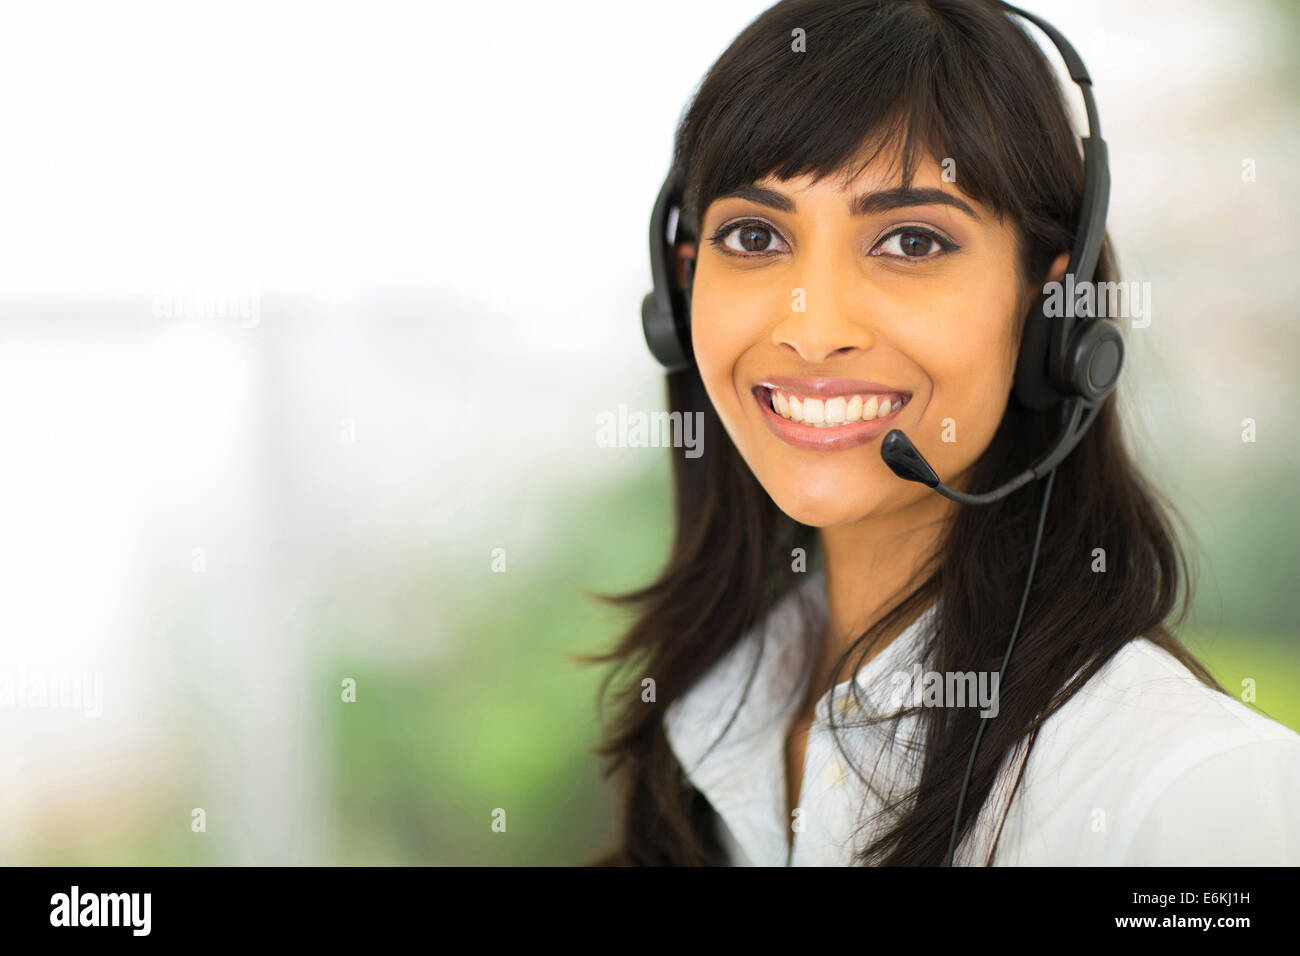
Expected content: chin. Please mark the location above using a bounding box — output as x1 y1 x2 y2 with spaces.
764 486 882 529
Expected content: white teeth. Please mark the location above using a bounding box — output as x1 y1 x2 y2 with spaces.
766 388 906 426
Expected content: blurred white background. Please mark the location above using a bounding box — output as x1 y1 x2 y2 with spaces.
0 0 1295 863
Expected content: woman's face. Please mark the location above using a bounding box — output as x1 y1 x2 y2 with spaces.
688 149 1056 528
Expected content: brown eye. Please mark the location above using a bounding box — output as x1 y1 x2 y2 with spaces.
872 227 955 260
712 220 790 256
899 232 936 256
737 224 773 252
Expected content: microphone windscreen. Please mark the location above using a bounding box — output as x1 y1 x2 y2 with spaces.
881 430 941 488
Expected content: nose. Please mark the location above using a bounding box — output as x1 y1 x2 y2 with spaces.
769 255 878 363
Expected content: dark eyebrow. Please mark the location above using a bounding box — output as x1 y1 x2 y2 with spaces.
852 187 981 222
715 184 981 222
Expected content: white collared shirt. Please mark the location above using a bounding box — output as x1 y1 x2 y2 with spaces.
663 569 1300 865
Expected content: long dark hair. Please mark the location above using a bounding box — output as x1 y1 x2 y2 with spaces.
580 0 1223 866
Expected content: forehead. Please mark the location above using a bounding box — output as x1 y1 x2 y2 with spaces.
704 135 991 221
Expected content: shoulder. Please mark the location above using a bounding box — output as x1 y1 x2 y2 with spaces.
663 571 824 769
991 637 1300 865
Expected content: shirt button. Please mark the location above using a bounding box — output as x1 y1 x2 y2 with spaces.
824 762 847 787
834 694 861 714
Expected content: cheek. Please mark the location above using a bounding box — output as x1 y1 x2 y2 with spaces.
906 278 1021 454
689 277 766 413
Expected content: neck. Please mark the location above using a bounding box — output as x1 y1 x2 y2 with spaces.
814 490 957 684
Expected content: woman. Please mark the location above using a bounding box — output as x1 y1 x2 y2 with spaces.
583 0 1300 865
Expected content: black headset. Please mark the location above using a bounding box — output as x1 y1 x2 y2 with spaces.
641 2 1123 866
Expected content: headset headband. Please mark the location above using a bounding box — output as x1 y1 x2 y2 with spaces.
641 0 1121 414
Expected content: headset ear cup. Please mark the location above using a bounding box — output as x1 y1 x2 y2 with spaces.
1013 291 1063 411
641 289 692 372
1065 319 1125 402
642 167 695 372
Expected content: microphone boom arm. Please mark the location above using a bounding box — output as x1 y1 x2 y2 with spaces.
880 396 1098 506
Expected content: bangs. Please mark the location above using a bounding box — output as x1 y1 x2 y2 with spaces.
673 0 1075 249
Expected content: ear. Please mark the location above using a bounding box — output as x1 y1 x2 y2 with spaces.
674 241 697 288
1044 250 1069 285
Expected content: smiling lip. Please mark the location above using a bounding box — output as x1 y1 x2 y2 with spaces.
752 381 911 451
758 375 911 398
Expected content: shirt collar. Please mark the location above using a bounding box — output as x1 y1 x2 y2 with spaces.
664 568 941 865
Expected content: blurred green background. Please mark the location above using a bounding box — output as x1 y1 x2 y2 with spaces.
20 447 1294 867
1 0 1296 866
